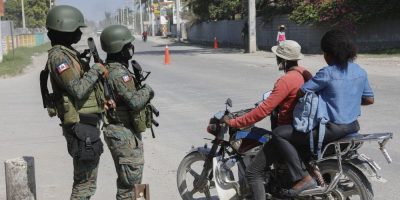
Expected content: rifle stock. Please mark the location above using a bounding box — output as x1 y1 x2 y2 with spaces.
40 69 50 108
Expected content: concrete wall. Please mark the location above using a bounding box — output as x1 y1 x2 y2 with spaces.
188 15 400 53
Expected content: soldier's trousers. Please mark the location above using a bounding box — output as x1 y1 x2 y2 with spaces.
103 124 144 200
63 126 100 200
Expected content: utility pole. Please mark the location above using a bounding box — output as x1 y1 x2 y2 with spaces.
139 0 143 34
21 0 26 30
132 0 137 33
175 0 181 41
248 0 257 53
151 0 154 36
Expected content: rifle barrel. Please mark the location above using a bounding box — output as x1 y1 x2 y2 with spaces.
150 104 159 117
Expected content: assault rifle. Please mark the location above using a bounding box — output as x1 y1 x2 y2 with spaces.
131 60 159 138
87 37 118 118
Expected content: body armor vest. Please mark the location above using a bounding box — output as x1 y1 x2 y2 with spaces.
48 46 104 125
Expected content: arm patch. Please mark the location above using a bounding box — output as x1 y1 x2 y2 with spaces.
56 63 70 74
122 75 132 83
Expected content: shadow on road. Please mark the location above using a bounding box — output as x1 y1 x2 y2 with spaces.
135 48 244 56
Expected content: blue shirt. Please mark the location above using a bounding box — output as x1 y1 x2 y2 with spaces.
302 62 374 124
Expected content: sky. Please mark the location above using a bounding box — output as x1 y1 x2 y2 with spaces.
56 0 129 23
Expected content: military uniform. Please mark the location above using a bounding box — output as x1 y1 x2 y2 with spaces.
44 5 107 200
103 62 153 199
100 24 154 199
47 44 105 200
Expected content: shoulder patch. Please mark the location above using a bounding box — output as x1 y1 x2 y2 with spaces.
122 75 132 83
56 63 70 74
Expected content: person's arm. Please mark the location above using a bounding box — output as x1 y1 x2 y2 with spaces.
296 69 313 98
226 78 290 128
301 67 329 94
50 54 105 100
112 69 154 112
361 73 374 105
361 97 374 105
276 32 279 42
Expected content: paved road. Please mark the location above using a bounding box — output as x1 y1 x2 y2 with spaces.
0 36 399 199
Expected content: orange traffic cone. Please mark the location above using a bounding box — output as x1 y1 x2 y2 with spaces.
164 45 171 65
214 37 218 49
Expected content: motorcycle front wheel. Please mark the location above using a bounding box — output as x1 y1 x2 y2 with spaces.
177 151 219 200
319 161 374 200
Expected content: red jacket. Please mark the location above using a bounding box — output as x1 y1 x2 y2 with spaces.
229 66 312 128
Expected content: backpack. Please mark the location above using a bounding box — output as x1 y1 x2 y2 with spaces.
293 91 328 160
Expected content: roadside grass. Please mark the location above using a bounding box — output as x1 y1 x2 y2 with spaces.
0 43 51 77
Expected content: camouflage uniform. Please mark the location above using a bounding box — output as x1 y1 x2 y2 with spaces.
47 45 105 200
103 61 153 199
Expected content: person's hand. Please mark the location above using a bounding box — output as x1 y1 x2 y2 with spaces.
96 63 109 79
104 99 116 110
223 115 231 126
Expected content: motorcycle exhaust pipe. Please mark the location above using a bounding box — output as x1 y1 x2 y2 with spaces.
379 139 392 164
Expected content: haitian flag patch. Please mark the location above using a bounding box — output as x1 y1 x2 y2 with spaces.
56 63 70 74
122 75 132 83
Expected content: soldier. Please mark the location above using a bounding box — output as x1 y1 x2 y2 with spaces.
99 25 154 199
44 5 109 199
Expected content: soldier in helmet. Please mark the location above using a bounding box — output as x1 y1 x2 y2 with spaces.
100 24 154 199
45 5 109 199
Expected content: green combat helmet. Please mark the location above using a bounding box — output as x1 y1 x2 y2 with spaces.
46 5 87 32
100 25 135 54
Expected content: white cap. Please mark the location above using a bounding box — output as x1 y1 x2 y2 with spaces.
271 40 304 61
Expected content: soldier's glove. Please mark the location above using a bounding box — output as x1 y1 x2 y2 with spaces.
143 84 154 100
93 63 109 79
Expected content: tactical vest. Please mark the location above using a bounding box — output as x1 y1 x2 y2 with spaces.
47 45 104 125
107 63 147 133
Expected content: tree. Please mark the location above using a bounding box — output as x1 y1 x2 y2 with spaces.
186 0 243 21
290 0 400 29
4 0 22 27
186 0 400 29
25 0 48 28
4 0 50 28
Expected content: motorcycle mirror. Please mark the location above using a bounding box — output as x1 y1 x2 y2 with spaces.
131 60 142 71
226 98 232 108
263 91 272 100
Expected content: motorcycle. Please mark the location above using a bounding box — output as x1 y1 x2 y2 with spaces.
142 32 148 42
176 95 393 200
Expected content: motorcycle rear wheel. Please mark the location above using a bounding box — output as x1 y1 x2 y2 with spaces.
177 151 219 200
319 161 374 200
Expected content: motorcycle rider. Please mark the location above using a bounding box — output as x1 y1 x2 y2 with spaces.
223 40 312 200
142 30 148 41
272 29 374 197
100 24 155 199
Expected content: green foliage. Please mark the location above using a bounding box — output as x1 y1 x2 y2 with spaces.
4 0 22 27
289 2 318 24
290 0 400 29
187 0 400 29
186 0 242 21
0 43 51 77
25 0 48 28
258 0 295 22
4 0 50 28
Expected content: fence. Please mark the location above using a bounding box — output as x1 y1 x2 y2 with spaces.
3 33 48 53
1 20 49 57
